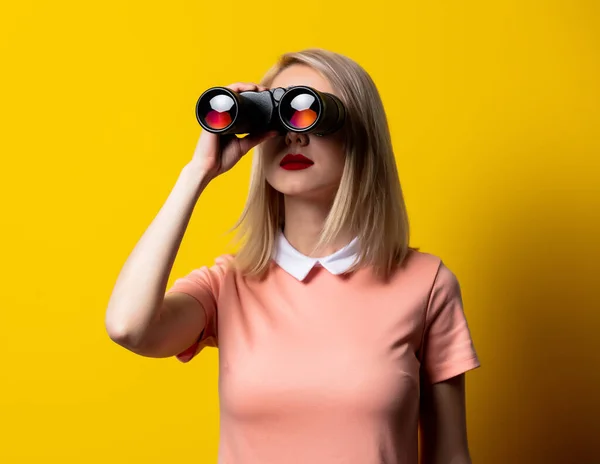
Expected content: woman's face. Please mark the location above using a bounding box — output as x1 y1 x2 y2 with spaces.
260 64 346 201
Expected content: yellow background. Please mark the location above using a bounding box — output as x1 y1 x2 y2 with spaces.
1 0 599 462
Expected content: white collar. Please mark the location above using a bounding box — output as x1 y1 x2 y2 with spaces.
273 232 360 281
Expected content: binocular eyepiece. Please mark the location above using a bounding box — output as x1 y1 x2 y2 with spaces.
195 86 346 136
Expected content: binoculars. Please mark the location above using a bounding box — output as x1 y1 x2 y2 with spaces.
195 86 346 136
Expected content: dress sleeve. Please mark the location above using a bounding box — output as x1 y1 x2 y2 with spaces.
165 255 231 363
420 261 480 383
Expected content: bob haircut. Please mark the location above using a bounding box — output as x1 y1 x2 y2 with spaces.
229 48 415 281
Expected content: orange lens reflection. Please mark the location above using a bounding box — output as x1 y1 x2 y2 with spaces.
289 109 317 129
205 110 232 129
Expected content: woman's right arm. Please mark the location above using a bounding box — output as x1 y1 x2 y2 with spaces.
104 82 276 359
104 162 212 358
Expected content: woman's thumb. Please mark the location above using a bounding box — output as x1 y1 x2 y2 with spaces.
238 131 278 154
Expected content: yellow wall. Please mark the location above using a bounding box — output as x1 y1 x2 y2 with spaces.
1 1 598 462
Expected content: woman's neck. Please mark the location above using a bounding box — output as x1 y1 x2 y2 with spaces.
282 196 353 258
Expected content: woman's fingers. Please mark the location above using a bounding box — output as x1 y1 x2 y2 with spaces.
238 130 278 154
226 82 261 93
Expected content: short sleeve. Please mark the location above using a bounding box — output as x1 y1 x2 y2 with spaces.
420 262 480 383
165 255 231 363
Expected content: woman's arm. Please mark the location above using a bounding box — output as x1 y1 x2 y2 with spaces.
419 374 473 464
104 163 211 354
104 82 274 357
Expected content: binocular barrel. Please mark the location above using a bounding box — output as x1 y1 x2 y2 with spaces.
196 86 345 136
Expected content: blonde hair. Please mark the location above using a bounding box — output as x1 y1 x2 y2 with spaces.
228 48 416 280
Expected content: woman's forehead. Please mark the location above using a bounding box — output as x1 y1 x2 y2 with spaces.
271 64 334 94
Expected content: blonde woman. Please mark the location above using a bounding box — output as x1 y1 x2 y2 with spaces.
105 48 480 464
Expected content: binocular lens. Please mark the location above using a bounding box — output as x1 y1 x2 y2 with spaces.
198 90 238 131
280 90 320 130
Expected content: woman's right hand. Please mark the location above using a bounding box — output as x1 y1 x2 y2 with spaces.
189 82 278 182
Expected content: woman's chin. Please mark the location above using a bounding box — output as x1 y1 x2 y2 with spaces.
270 182 338 202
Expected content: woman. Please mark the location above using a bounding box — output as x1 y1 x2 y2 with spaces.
105 48 480 464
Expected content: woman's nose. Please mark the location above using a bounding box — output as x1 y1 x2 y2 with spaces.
285 131 309 147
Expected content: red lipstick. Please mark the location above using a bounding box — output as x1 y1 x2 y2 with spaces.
280 154 314 171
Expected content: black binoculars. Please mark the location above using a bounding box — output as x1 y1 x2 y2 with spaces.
195 86 346 136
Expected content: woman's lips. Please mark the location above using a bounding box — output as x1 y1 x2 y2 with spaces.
280 154 314 171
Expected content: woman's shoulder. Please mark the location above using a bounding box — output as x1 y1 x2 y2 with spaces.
185 254 237 281
206 253 237 276
206 253 277 281
402 247 443 271
214 253 236 266
401 248 460 289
